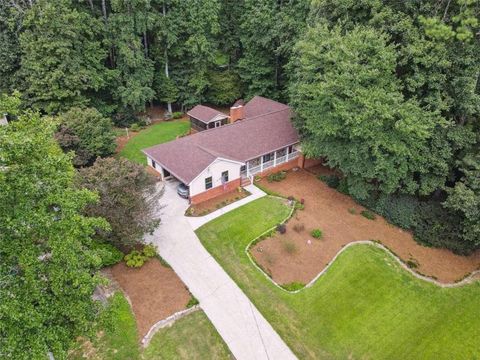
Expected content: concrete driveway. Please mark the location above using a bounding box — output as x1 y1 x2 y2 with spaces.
145 181 296 360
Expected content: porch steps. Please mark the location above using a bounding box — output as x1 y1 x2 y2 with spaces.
241 177 251 187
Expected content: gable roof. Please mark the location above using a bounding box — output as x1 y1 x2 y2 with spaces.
143 96 299 184
187 105 228 124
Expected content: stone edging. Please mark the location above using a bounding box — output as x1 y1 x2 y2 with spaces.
245 196 480 294
141 305 201 347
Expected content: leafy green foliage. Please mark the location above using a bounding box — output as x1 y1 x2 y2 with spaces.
206 69 242 105
310 229 323 239
124 250 147 268
90 241 124 267
56 107 116 167
360 210 376 220
290 25 449 200
19 0 107 113
0 108 108 358
267 170 287 182
77 158 161 248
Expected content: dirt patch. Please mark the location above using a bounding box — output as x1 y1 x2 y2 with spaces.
251 169 480 285
186 188 251 216
108 259 191 339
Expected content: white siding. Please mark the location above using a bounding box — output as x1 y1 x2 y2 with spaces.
189 159 242 196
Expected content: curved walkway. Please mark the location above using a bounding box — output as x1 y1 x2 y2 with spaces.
145 181 296 360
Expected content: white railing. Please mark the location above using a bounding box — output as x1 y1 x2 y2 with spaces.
247 150 299 177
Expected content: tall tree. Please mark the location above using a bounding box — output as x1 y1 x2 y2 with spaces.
76 157 162 248
239 0 309 100
290 25 451 199
109 0 155 112
0 98 108 358
19 0 107 113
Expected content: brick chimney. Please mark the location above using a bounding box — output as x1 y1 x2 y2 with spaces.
229 100 245 123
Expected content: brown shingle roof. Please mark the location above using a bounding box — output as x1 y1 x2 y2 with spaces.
187 105 228 124
143 97 299 184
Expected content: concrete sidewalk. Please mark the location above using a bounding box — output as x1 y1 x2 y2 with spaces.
146 182 296 360
186 184 266 230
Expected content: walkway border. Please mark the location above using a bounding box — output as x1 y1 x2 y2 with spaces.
245 197 480 294
141 305 201 347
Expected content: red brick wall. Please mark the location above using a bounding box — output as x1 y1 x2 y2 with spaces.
257 158 299 177
190 178 242 204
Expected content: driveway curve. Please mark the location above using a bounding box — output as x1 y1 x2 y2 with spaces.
145 180 296 360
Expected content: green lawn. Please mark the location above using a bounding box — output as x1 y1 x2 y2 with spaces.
118 120 190 164
196 196 480 360
69 293 230 360
143 311 231 359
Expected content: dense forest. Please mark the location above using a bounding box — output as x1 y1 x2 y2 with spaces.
0 0 479 357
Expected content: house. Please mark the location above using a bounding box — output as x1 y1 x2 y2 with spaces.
143 96 320 204
187 105 230 132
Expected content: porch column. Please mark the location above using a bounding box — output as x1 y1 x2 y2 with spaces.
260 157 264 173
286 150 289 162
273 151 277 167
246 162 250 177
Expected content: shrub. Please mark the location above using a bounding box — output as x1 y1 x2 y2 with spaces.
130 123 141 132
361 210 376 220
267 171 287 183
293 223 305 232
186 296 199 308
310 229 323 239
276 223 286 234
282 240 297 254
372 194 420 229
348 208 356 214
142 244 157 258
281 282 305 291
124 250 147 268
172 111 183 119
294 202 305 210
318 174 340 188
287 196 294 201
406 259 419 269
91 241 123 267
112 108 137 127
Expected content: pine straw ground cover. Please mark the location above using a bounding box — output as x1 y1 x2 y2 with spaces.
254 170 480 284
196 196 480 359
185 188 251 217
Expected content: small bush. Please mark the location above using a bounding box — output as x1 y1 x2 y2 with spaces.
91 241 123 267
361 210 376 220
186 296 199 308
124 250 147 268
142 244 157 258
348 208 356 214
287 195 294 201
318 174 340 188
281 282 305 291
406 259 419 269
130 123 141 132
276 223 286 234
282 240 297 254
293 223 305 232
267 171 287 183
294 202 305 210
172 111 183 119
310 229 323 239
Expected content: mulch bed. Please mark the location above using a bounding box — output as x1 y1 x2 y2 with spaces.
115 130 139 153
185 188 251 217
106 258 191 339
251 169 480 285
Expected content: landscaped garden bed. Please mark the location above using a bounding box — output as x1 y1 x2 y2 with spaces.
104 257 192 338
253 170 480 284
185 187 251 217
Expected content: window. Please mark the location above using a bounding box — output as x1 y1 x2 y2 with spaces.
263 153 274 162
205 176 213 190
151 160 156 169
288 145 294 154
221 171 229 183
